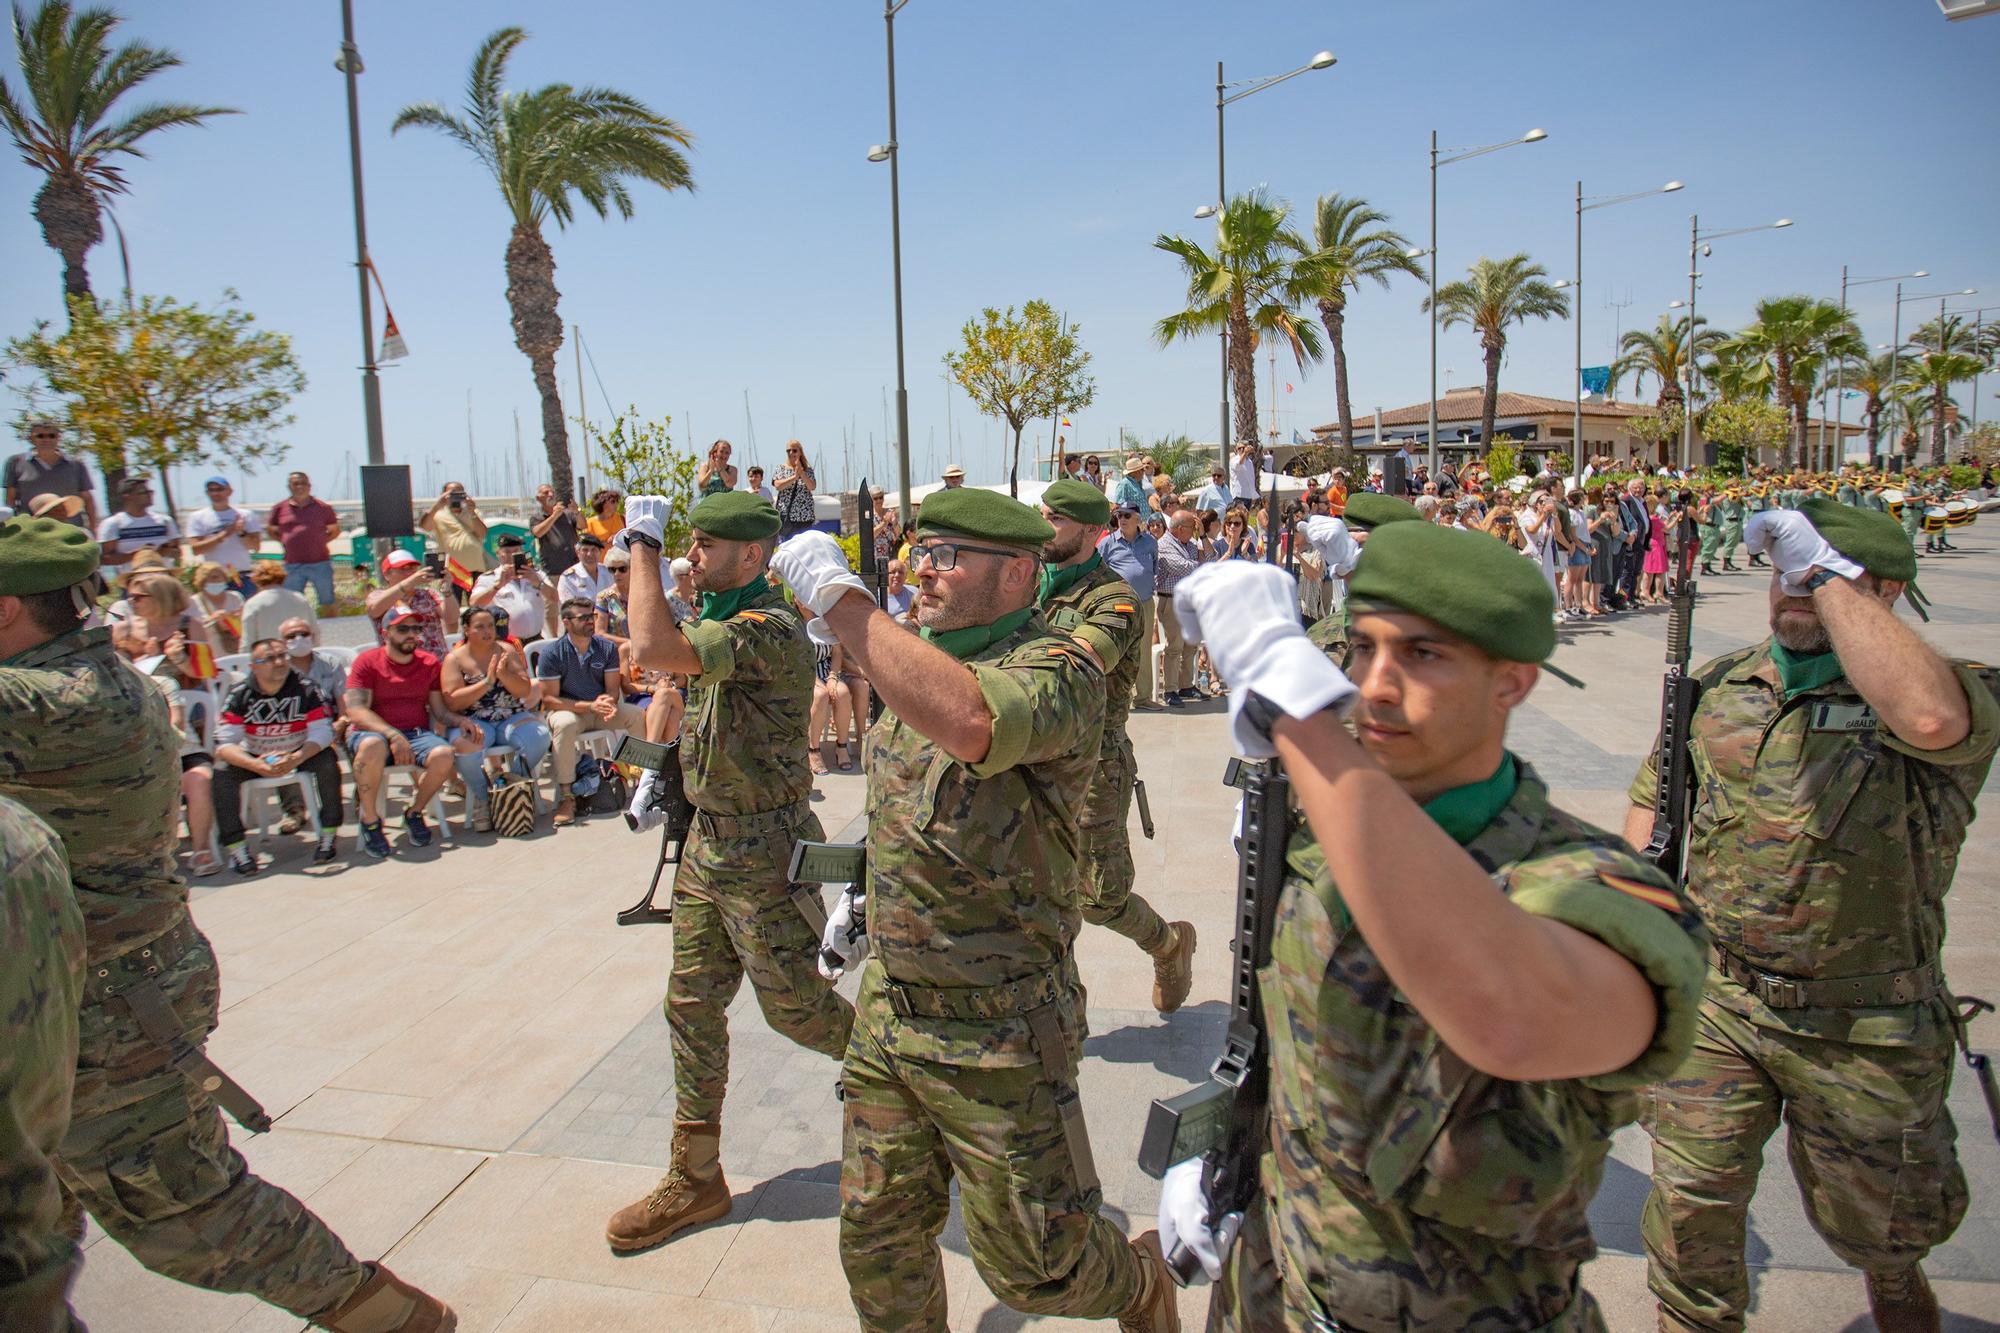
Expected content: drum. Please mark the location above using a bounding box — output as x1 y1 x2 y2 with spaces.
1923 505 1949 533
1945 498 1977 529
1881 487 1905 517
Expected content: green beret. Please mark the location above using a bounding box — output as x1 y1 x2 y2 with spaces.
915 487 1054 550
1343 492 1423 532
689 490 780 541
0 516 101 596
1347 521 1556 663
1801 498 1915 583
1041 478 1110 525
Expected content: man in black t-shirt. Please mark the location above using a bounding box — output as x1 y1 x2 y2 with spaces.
531 483 580 636
212 638 344 872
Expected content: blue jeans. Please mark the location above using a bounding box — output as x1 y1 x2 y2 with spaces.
451 713 551 802
284 559 336 606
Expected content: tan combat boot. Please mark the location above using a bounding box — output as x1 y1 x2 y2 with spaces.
311 1262 456 1332
1150 921 1197 1015
1866 1266 1940 1333
1118 1229 1182 1333
604 1121 731 1253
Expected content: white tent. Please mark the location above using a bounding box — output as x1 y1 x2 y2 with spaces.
878 479 1054 510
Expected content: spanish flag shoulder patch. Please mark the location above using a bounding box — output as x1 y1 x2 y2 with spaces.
1599 871 1682 914
1111 602 1136 615
737 611 769 623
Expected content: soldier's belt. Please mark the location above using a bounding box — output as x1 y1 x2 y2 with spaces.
1714 946 1943 1009
880 969 1063 1021
83 918 202 1002
694 798 810 838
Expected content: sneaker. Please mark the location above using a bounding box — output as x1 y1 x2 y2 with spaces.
226 845 257 877
277 809 307 836
359 821 392 858
1164 692 1185 709
404 811 433 848
313 831 339 864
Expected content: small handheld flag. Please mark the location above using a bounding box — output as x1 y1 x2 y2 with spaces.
445 555 474 591
183 640 219 681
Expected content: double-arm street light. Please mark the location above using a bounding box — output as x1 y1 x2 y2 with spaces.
1888 286 1978 465
336 0 385 467
1412 128 1548 473
1947 303 2000 433
866 0 915 528
1681 215 1792 469
1828 267 1926 471
1552 179 1683 476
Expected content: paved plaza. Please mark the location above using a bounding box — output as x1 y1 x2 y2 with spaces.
71 535 2000 1332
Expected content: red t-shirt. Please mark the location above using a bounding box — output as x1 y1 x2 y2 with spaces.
267 496 339 563
346 647 440 733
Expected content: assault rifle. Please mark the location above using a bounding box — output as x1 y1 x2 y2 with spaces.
788 814 870 969
1137 756 1290 1285
1640 578 1703 883
857 478 887 725
613 735 695 926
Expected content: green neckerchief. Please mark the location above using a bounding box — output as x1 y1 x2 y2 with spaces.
701 574 770 623
922 605 1035 661
1037 552 1101 606
1420 753 1519 847
1768 639 1845 699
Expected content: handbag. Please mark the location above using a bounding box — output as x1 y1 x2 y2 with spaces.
584 756 630 816
488 769 537 837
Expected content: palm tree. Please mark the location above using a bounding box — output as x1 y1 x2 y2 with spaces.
1423 253 1567 451
1291 193 1421 448
1719 296 1859 467
1 1 235 309
1908 312 1978 356
1610 312 1722 409
1897 351 1986 465
1155 188 1322 451
1837 349 1904 461
394 28 693 502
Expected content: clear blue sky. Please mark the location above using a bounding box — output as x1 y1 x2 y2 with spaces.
4 0 1997 505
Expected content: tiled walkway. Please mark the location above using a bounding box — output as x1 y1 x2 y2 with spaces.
71 533 2000 1330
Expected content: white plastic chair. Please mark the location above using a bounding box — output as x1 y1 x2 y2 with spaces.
234 769 323 842
214 652 251 694
384 761 454 845
524 640 618 784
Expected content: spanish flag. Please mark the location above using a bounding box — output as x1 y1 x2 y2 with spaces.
216 610 243 641
445 555 475 591
183 639 219 681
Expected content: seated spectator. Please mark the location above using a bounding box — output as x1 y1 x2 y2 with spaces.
366 548 449 657
152 676 220 877
595 546 632 637
442 606 550 832
113 572 222 690
535 597 648 826
343 603 478 856
212 638 343 872
103 549 169 623
191 560 246 653
279 615 349 709
558 531 615 605
471 534 554 643
881 557 915 625
667 557 700 624
241 558 314 645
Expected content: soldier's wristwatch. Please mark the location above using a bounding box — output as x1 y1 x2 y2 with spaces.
1801 567 1841 593
626 529 662 552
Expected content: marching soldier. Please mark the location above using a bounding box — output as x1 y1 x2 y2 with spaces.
1035 478 1198 1013
1695 485 1722 576
606 490 854 1252
0 794 86 1333
1713 489 1745 571
1901 473 1930 555
0 517 452 1331
1303 492 1421 663
773 490 1180 1331
1631 500 1995 1332
1162 526 1706 1331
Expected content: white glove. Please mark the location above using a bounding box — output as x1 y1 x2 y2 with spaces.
1174 563 1358 758
1303 515 1360 578
805 616 838 648
617 495 674 552
817 885 869 981
1743 510 1862 597
1158 1159 1241 1284
771 531 870 617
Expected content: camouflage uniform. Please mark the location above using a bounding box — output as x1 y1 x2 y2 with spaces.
1306 607 1349 665
1633 640 2000 1331
668 580 853 1125
1039 556 1170 953
1694 494 1722 568
0 795 86 1333
1900 485 1927 552
1713 496 1744 566
840 610 1144 1329
0 626 371 1319
1214 761 1708 1333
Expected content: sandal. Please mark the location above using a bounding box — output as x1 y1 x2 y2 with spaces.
810 752 828 776
838 750 855 772
190 852 222 877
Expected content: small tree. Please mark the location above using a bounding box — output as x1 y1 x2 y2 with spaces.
6 290 302 515
1625 405 1684 469
579 406 697 555
1701 399 1788 474
1484 441 1520 486
1960 421 1999 466
943 300 1096 497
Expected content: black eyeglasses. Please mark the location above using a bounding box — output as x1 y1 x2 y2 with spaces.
912 540 1026 572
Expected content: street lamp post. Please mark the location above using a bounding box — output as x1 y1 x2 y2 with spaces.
1831 267 1925 472
1946 303 2000 433
1681 214 1792 471
866 0 915 530
337 0 385 467
1888 286 1977 467
1423 128 1547 474
1553 179 1682 477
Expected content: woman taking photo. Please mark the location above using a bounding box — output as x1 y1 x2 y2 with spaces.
441 606 549 831
773 440 818 540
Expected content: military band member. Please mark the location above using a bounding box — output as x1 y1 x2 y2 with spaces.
0 517 452 1331
606 490 854 1253
774 490 1180 1332
1036 478 1198 1013
1630 501 1996 1333
1166 525 1707 1332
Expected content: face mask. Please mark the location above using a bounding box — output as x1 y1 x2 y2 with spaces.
203 581 227 596
286 635 313 656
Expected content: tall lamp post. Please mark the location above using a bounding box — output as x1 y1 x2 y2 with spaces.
1831 267 1926 472
1681 214 1791 470
336 0 385 467
1946 303 2000 434
1888 286 1977 467
1415 127 1547 474
867 0 915 529
1552 178 1683 477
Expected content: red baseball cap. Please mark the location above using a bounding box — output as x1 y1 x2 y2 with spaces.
381 603 422 628
383 549 420 570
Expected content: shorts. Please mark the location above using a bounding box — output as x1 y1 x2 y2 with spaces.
180 752 212 773
1568 549 1590 568
346 727 452 763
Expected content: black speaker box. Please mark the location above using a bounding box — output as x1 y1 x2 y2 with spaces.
1381 452 1409 497
359 465 415 538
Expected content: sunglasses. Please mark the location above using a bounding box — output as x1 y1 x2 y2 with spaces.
251 654 287 666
